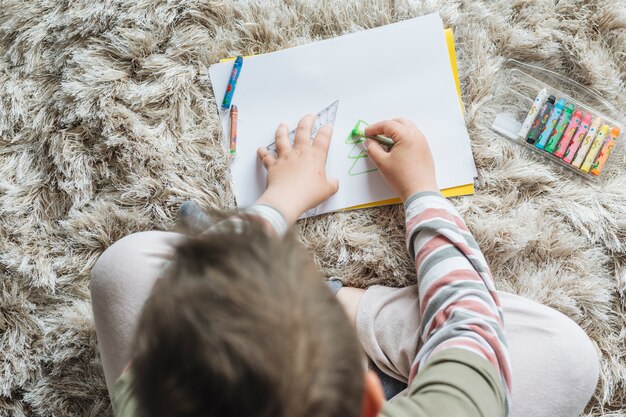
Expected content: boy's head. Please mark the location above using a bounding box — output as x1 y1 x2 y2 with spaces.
131 225 375 417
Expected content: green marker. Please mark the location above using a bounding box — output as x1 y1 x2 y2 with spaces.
351 125 394 148
544 103 575 153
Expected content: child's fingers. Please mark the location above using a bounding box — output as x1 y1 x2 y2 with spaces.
393 117 413 128
294 114 315 150
365 120 404 141
313 124 333 160
257 147 276 168
274 122 290 155
365 139 388 166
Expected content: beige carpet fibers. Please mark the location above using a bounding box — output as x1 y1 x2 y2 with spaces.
1 1 625 415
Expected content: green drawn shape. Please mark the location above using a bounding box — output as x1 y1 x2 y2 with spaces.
346 120 379 176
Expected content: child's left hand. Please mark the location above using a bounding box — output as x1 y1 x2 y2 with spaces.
256 114 339 225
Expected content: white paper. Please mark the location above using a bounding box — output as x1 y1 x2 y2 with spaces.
209 13 477 216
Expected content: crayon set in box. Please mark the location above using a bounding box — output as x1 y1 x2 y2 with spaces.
490 60 624 180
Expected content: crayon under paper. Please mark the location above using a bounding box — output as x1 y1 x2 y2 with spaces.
571 117 602 168
222 56 243 109
590 127 620 176
518 88 549 138
527 95 556 144
563 113 592 163
544 103 575 153
580 124 610 173
536 99 566 149
553 110 582 158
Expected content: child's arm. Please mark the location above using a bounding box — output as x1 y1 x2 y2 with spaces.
203 204 289 237
203 114 338 236
365 119 511 417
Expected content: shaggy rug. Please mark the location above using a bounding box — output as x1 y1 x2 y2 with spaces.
1 0 625 416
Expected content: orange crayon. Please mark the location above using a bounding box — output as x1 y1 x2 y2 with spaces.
229 105 238 155
590 127 620 176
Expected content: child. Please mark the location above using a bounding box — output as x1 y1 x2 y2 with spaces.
91 115 599 417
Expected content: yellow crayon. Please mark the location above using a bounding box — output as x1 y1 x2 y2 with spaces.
591 127 620 176
581 125 610 173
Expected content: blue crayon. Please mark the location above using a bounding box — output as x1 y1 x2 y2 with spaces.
536 98 566 149
222 56 243 109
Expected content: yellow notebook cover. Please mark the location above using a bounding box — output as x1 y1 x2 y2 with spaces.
220 28 474 210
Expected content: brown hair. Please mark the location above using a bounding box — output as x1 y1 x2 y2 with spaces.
131 224 365 417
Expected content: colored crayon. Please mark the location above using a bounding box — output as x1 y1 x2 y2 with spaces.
536 99 566 149
518 88 549 138
580 125 610 172
571 117 602 168
229 105 238 154
351 125 394 148
591 127 620 176
222 56 243 109
544 103 575 153
553 110 582 158
527 95 556 144
563 113 592 163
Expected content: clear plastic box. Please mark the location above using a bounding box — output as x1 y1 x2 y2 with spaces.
489 59 624 181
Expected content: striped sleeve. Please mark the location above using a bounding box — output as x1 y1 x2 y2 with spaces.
202 204 288 237
404 191 511 413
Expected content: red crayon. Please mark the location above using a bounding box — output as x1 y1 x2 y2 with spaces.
553 110 582 157
562 113 592 163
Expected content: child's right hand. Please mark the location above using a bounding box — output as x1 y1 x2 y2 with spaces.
365 119 439 201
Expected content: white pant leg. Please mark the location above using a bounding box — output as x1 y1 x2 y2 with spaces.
357 286 600 417
90 231 185 394
502 292 599 417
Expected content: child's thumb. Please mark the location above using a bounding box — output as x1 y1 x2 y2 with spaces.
327 178 340 194
365 139 387 166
